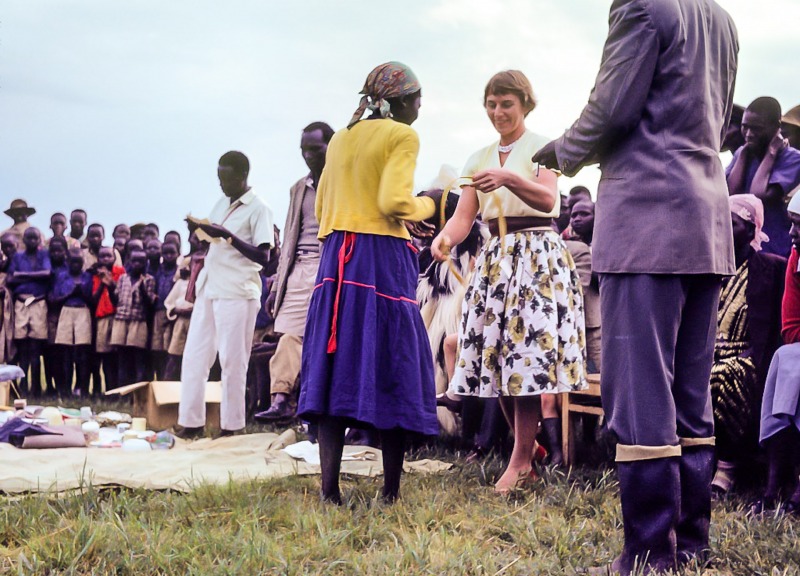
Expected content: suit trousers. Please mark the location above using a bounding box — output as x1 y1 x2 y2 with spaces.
599 274 720 461
178 293 260 431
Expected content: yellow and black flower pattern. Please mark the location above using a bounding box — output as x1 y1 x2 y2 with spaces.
450 230 588 397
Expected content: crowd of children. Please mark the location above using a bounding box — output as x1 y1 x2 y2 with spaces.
0 207 201 399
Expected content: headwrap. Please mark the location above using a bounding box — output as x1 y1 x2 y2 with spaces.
347 62 421 129
729 194 769 251
788 188 800 215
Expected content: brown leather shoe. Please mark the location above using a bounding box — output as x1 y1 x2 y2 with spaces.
254 400 295 421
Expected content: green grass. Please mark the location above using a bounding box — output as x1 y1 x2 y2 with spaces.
1 402 799 574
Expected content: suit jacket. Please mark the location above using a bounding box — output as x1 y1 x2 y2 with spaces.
555 0 739 275
272 175 321 316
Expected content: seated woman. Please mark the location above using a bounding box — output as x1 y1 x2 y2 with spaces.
753 193 800 514
711 194 786 495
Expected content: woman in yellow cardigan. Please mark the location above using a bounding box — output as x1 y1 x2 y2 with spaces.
297 62 438 504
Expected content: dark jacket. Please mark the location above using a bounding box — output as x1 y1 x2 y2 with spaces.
555 0 739 275
747 251 787 391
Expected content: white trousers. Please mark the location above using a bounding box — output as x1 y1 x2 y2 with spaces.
178 293 260 430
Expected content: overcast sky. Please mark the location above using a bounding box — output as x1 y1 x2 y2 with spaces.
1 0 798 247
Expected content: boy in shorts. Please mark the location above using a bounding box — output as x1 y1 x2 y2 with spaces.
6 227 51 397
50 249 92 397
151 241 178 378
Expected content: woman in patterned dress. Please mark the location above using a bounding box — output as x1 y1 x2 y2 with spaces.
431 70 587 492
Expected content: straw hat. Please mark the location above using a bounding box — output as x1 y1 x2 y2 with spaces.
4 199 36 217
782 105 800 128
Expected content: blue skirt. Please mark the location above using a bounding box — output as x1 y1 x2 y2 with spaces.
297 231 438 436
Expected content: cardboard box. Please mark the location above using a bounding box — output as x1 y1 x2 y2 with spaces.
0 380 11 409
105 381 222 431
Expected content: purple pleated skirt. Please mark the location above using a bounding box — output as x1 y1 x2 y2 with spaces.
297 231 438 436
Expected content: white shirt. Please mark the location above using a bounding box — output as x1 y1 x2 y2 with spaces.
196 189 274 301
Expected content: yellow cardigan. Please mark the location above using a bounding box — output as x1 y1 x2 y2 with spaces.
316 119 435 240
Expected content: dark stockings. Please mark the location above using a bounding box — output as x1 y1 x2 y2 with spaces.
164 354 182 381
64 345 91 397
118 347 148 386
317 417 346 504
317 417 407 504
16 339 43 397
95 352 118 393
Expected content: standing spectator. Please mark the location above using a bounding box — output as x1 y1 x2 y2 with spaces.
6 227 51 397
175 151 273 438
69 209 88 249
781 104 800 149
0 233 19 363
82 224 121 270
163 262 193 380
50 249 93 397
532 0 739 572
565 198 601 372
91 246 125 393
2 199 35 246
110 250 157 386
151 241 178 378
256 121 334 421
727 97 800 257
45 237 69 396
45 213 80 249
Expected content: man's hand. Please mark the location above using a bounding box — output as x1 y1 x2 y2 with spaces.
405 220 436 239
265 290 276 317
531 140 559 170
196 222 231 240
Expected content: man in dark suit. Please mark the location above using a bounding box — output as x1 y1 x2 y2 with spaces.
256 122 334 421
534 0 739 573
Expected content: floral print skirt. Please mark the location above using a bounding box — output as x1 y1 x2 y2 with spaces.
450 229 588 397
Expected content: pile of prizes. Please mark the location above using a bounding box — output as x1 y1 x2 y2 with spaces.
0 399 174 451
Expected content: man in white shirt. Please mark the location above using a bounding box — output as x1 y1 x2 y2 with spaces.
176 151 274 438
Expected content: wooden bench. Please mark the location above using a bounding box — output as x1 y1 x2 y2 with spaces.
561 372 602 467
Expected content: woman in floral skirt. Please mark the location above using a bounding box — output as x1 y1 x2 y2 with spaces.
432 70 587 492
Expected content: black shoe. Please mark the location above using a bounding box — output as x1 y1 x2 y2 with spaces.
212 428 244 440
171 425 205 440
254 401 295 421
780 500 800 517
749 497 779 516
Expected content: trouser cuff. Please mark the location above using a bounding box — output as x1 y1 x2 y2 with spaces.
616 444 681 462
679 436 715 447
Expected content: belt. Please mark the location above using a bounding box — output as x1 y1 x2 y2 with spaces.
295 249 320 256
486 216 553 237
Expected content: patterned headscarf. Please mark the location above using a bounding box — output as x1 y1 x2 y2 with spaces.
729 194 769 251
347 62 421 129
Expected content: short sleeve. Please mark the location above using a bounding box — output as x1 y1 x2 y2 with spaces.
250 200 274 248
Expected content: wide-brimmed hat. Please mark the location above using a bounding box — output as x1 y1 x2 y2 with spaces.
4 199 36 217
782 105 800 128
